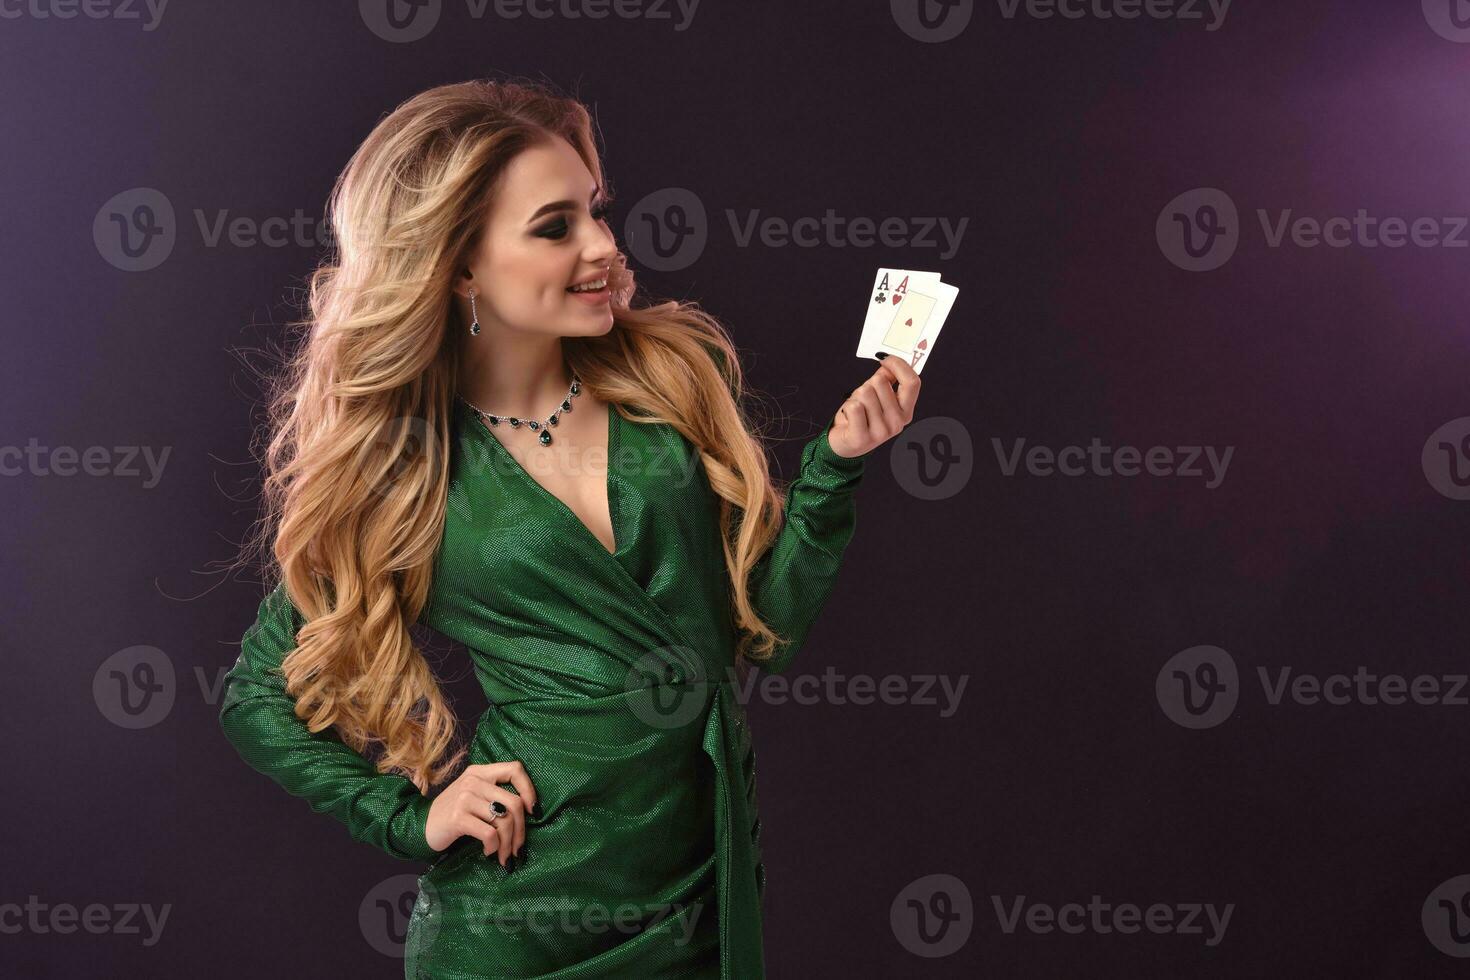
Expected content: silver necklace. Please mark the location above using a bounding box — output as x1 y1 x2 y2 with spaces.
459 375 581 446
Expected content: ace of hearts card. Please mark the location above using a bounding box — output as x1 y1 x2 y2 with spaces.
855 268 958 375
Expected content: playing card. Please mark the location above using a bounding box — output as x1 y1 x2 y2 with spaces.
855 269 957 375
857 268 941 355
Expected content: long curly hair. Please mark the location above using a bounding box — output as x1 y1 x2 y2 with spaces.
243 77 793 794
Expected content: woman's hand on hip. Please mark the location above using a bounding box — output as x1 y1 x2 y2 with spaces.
425 760 539 868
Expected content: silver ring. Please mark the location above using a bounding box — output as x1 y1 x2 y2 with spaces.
489 800 507 821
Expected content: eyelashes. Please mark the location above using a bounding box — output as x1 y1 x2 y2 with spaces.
536 200 615 240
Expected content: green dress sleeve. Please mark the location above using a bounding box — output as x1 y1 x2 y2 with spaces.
217 582 441 864
746 420 869 675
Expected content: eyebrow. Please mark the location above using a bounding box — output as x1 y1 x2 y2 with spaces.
526 186 604 225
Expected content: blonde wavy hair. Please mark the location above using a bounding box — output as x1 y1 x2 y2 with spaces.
242 77 795 794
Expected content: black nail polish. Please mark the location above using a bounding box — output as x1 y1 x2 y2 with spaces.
516 845 528 864
531 802 543 819
506 856 516 872
875 351 889 360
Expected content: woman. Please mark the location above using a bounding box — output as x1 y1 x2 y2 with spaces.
218 77 920 979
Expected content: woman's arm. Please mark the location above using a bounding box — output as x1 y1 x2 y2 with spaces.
217 582 441 863
745 421 869 675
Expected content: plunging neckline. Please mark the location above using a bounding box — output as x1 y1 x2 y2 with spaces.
458 395 621 559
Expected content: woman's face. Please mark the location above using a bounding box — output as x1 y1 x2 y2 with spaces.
461 136 618 338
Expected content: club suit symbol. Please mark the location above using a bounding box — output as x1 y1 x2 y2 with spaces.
93 188 175 272
1422 417 1470 499
889 873 973 957
624 187 707 272
1156 645 1238 729
1422 875 1470 957
1156 188 1239 271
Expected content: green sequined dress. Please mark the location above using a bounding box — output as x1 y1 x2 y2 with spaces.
219 398 867 978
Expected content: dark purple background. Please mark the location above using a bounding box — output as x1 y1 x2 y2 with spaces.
4 0 1469 976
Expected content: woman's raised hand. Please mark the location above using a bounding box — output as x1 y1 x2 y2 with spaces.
828 354 922 459
425 760 539 868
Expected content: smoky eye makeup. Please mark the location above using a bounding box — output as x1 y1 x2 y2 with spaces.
532 194 615 241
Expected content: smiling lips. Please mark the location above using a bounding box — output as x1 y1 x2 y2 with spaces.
567 273 611 304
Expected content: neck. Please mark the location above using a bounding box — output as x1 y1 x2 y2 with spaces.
458 334 574 419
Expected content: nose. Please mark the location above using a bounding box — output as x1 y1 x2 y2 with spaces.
582 212 617 263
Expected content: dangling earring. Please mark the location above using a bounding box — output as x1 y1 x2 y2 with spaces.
469 287 481 336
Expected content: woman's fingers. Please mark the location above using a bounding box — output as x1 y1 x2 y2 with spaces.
864 368 905 433
469 782 526 867
852 384 887 439
485 787 526 866
457 800 501 859
478 759 538 816
875 355 921 417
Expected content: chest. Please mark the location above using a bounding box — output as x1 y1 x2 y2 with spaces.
430 404 735 659
496 437 615 555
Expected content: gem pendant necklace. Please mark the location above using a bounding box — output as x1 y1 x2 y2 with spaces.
459 375 581 446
